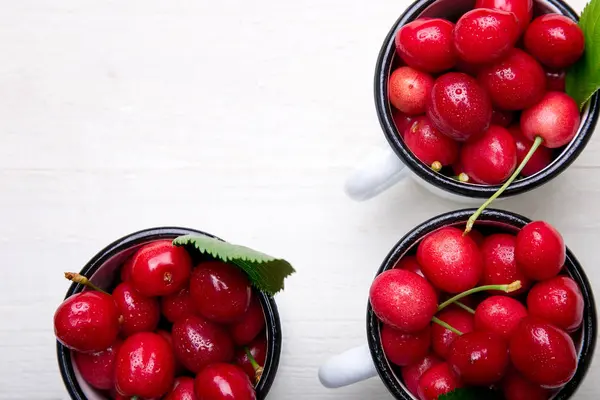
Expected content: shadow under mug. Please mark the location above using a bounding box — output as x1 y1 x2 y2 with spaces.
56 227 282 400
345 0 600 203
318 209 597 399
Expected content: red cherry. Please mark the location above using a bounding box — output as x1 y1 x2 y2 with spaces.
164 376 196 400
417 227 483 293
448 331 509 385
525 14 585 69
491 109 514 127
454 59 485 77
479 234 531 295
417 362 463 400
73 340 122 390
190 261 251 323
502 369 550 400
395 19 457 73
468 230 485 247
369 269 438 332
461 125 517 185
404 116 459 167
546 69 566 92
475 0 533 34
234 334 267 381
388 67 434 115
194 363 256 400
229 294 266 346
394 255 421 273
515 221 565 280
115 332 175 398
521 92 581 148
507 125 552 177
157 330 187 376
54 291 120 353
474 296 528 340
172 315 234 373
509 317 577 388
392 110 418 138
161 287 195 323
130 240 192 297
401 355 443 397
478 49 546 111
431 307 475 359
112 282 160 337
427 72 492 142
382 324 431 367
120 257 134 282
527 276 584 332
454 8 519 64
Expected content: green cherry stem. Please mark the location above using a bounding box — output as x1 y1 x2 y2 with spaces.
432 316 463 336
64 272 110 295
454 301 475 314
244 347 264 384
464 136 544 234
438 281 522 312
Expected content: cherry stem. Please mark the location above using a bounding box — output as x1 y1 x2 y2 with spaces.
437 281 522 312
244 347 264 384
431 161 442 172
454 301 475 314
131 397 138 400
464 136 544 234
64 272 109 295
432 316 463 336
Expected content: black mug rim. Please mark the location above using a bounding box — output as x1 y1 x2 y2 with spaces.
366 209 597 400
56 226 282 400
374 0 600 198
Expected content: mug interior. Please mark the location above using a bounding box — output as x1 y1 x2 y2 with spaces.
56 227 282 400
376 0 600 198
366 209 597 400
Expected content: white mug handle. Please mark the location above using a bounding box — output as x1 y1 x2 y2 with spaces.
318 344 378 388
344 147 408 201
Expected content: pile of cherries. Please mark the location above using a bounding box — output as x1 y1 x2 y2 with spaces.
389 0 585 184
369 220 585 400
54 240 267 400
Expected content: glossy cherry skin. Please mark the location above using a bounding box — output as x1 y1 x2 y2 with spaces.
172 315 234 373
417 227 483 293
392 110 417 138
525 14 585 69
491 109 514 127
461 125 517 185
229 294 266 346
427 72 492 142
112 281 160 337
478 49 546 111
234 335 267 381
502 369 550 400
448 331 509 385
157 330 187 375
120 257 134 282
404 116 459 167
546 69 566 92
432 307 475 359
389 67 434 115
510 317 577 388
194 363 256 400
527 276 584 332
130 240 192 297
164 376 197 400
73 339 122 390
382 324 431 366
474 296 528 341
507 125 552 177
54 291 120 353
417 362 463 400
401 355 443 397
515 221 565 280
479 234 531 295
475 0 533 34
115 332 175 398
161 287 195 323
190 261 251 323
395 19 457 73
369 269 438 332
454 8 519 64
521 91 581 148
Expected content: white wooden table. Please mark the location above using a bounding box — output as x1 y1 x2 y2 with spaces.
0 0 598 398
